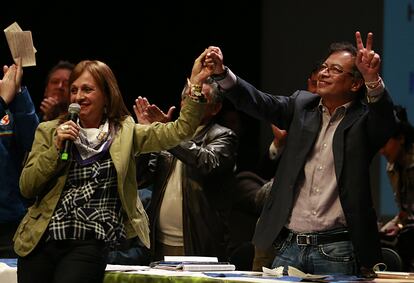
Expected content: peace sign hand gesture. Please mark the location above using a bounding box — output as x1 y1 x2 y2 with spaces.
355 31 381 82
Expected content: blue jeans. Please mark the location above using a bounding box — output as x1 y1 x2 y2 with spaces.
107 237 151 265
271 229 357 275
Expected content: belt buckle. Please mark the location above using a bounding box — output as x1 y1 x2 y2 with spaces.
296 234 312 246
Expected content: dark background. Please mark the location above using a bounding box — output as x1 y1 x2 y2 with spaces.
1 0 384 207
0 1 261 114
0 1 264 174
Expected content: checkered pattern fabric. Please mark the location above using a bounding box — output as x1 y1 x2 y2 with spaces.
47 153 126 246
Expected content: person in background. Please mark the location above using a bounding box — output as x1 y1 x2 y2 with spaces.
15 49 211 283
205 31 396 276
0 59 39 258
39 60 74 121
379 105 414 271
134 77 238 263
306 63 319 94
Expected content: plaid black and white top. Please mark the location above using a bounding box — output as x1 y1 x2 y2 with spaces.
47 153 126 246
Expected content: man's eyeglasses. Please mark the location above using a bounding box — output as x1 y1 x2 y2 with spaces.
318 63 354 76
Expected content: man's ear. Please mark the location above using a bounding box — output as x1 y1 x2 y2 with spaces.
212 102 223 116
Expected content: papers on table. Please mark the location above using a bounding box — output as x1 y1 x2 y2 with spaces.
3 22 36 67
164 256 218 262
0 262 17 283
179 262 235 272
0 258 17 268
105 264 150 272
262 266 327 280
375 271 414 280
150 256 235 271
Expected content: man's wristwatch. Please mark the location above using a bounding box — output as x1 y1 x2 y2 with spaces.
211 66 229 81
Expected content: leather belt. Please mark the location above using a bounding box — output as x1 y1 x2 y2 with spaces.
290 230 349 246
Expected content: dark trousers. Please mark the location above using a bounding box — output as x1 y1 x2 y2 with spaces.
17 239 108 283
154 240 184 261
0 222 19 258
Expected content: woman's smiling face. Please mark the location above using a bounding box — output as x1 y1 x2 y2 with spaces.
70 70 107 128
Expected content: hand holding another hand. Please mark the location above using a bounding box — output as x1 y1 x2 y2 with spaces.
206 46 226 76
190 49 214 85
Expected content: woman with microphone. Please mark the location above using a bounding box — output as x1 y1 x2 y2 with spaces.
15 50 213 283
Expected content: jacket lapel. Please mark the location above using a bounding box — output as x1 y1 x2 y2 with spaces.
110 122 132 186
192 122 213 143
333 101 365 181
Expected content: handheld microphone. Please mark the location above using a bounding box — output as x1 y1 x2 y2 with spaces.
61 103 81 161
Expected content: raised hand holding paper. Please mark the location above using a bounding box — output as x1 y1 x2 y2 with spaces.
3 22 36 67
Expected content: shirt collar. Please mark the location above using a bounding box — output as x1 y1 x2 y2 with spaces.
318 100 352 120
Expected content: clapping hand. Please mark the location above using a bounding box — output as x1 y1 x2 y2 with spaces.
271 124 288 149
133 96 175 124
40 97 61 121
0 58 22 105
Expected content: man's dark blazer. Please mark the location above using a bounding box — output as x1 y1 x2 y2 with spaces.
225 76 396 270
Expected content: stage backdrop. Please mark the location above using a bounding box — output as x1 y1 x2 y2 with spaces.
381 0 414 216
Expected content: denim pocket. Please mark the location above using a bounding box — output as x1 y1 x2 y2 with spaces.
273 237 290 255
318 240 354 262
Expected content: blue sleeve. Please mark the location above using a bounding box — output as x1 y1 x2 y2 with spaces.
0 103 6 117
9 86 39 151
